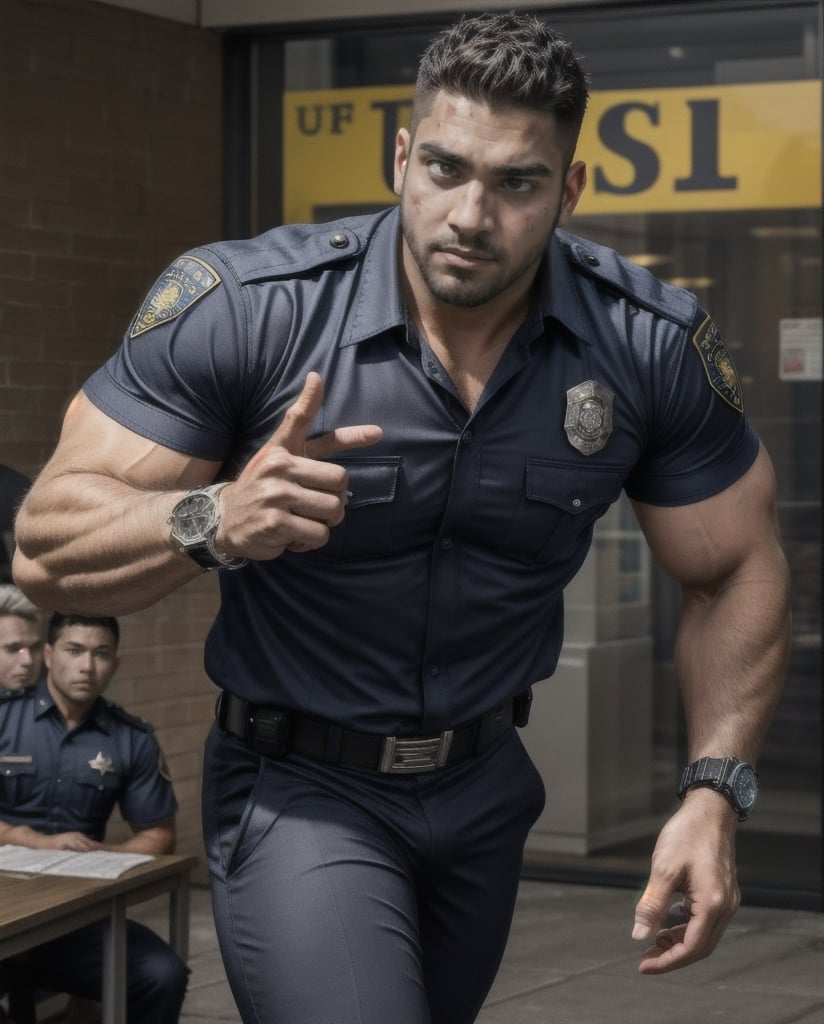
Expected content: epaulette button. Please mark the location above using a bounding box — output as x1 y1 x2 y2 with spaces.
330 233 350 249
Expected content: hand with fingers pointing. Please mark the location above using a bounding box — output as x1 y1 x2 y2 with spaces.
213 372 383 562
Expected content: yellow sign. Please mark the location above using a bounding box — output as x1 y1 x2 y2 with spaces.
283 81 820 223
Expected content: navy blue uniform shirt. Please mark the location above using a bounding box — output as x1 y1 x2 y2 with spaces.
84 208 758 734
0 681 177 840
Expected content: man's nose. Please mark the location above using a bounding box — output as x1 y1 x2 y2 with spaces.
447 182 494 235
78 652 96 674
18 647 33 666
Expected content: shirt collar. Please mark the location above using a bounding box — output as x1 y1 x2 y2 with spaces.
33 679 110 733
535 231 593 347
340 207 407 348
341 209 590 350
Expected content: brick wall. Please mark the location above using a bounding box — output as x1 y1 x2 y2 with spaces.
0 0 224 882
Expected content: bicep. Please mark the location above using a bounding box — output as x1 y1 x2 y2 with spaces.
631 445 783 589
34 391 220 492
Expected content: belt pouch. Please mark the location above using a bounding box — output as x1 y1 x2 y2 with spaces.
250 707 291 758
476 701 513 750
513 687 533 728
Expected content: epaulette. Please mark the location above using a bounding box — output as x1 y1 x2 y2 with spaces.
557 229 698 329
102 700 153 733
204 208 393 285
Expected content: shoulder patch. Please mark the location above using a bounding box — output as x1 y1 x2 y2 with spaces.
129 255 221 338
691 315 744 412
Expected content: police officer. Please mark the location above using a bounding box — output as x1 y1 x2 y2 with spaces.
0 584 43 694
13 12 790 1024
0 613 187 1023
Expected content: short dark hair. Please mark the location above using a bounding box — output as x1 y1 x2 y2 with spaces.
413 11 589 157
48 612 119 647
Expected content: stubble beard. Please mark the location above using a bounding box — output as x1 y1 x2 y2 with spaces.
399 201 559 309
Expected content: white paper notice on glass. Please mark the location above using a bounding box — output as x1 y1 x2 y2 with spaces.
0 844 153 879
779 318 823 381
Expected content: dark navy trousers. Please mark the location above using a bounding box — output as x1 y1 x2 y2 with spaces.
17 919 187 1024
202 722 545 1024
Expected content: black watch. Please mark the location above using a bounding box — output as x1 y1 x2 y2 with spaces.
169 483 248 572
677 757 758 821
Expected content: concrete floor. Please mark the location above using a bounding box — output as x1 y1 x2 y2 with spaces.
129 879 824 1024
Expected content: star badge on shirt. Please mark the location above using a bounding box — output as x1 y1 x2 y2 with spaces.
88 751 113 776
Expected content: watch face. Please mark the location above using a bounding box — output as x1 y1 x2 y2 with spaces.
731 764 759 809
172 493 219 544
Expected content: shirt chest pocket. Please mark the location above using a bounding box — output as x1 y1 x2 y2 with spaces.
500 458 625 567
318 457 401 561
70 770 122 821
0 759 37 805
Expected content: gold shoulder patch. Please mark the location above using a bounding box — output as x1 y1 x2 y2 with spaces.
129 255 221 338
691 315 744 413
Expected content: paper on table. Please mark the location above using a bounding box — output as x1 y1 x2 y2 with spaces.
0 844 154 879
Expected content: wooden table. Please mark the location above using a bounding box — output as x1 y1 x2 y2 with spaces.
0 854 197 1024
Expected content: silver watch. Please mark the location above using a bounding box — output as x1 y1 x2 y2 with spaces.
169 483 248 571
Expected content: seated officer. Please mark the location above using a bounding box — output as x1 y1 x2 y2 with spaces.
0 584 44 694
0 612 187 1024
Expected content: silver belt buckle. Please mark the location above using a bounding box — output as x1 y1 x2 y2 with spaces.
379 730 454 773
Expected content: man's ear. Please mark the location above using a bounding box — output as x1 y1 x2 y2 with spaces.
393 127 412 197
558 160 587 226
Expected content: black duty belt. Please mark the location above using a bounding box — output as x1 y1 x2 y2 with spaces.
215 688 532 774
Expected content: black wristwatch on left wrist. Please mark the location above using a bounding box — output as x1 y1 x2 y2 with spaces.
677 756 758 821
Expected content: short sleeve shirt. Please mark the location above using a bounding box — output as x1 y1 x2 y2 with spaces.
83 208 759 734
0 682 177 841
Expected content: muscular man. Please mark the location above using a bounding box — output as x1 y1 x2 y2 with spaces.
13 12 790 1024
0 613 187 1023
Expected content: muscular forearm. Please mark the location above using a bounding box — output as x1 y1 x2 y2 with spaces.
101 821 176 856
0 822 98 851
675 562 791 764
13 376 380 616
14 474 201 615
0 822 43 847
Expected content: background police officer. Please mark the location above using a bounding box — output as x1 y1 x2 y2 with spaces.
0 613 187 1023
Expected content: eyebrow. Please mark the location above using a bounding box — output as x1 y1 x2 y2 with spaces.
418 142 554 178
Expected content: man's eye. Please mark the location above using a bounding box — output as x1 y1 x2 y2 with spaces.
429 160 456 179
502 178 533 193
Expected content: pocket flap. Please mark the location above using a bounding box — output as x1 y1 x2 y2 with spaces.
525 459 624 515
335 457 401 509
0 757 36 779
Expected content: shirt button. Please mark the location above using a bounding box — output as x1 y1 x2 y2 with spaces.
572 497 582 509
441 537 452 550
429 665 440 676
461 431 472 444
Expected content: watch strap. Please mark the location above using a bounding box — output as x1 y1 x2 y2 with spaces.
679 756 734 794
678 756 755 821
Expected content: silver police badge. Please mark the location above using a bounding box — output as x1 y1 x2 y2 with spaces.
564 381 615 455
